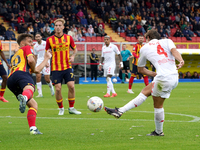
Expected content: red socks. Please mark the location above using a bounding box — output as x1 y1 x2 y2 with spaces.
27 107 37 128
22 89 33 100
144 76 149 86
128 76 134 89
68 98 75 108
0 88 5 97
56 98 63 108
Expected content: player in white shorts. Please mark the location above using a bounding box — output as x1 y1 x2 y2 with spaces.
105 30 184 136
99 36 123 97
34 33 54 97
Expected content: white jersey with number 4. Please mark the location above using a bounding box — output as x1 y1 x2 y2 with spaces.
138 39 178 76
101 43 120 67
34 40 48 63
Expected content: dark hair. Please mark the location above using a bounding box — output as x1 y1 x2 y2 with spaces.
145 29 160 40
17 33 33 45
35 32 42 36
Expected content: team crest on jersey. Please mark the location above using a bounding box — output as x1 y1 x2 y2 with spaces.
54 80 57 83
63 39 66 42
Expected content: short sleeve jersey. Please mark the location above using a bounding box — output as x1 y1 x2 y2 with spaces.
45 34 76 71
132 43 143 65
138 39 178 76
9 45 33 77
121 49 132 62
34 40 47 62
101 43 120 66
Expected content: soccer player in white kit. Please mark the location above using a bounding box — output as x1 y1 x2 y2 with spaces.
100 36 123 97
105 30 184 136
34 33 55 97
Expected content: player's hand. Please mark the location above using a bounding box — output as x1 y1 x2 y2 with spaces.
45 50 52 59
6 63 11 69
99 65 102 70
69 55 75 62
127 57 129 61
119 62 123 69
177 60 184 70
152 72 157 77
45 62 50 67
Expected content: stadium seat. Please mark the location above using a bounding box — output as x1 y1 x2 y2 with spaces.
97 44 102 50
176 37 182 42
87 44 92 51
171 37 177 42
176 44 187 49
197 37 200 42
91 37 97 42
130 37 137 42
181 37 187 42
97 37 101 42
170 28 177 36
191 37 197 42
86 37 92 42
120 32 126 38
125 36 131 42
189 44 199 49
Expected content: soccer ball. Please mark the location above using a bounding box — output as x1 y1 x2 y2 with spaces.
87 96 104 112
112 78 117 83
126 78 129 82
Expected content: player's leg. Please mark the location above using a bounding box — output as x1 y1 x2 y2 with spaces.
94 65 98 82
105 82 152 118
127 70 131 79
36 73 43 97
143 75 149 86
146 96 165 136
52 71 64 115
0 65 8 102
91 65 94 81
122 69 125 83
67 81 81 115
44 74 55 96
127 64 137 93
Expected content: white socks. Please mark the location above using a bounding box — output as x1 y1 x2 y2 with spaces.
154 108 164 134
119 93 147 113
36 82 42 95
30 126 37 130
47 80 53 88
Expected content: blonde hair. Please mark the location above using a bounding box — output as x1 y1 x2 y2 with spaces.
54 18 65 25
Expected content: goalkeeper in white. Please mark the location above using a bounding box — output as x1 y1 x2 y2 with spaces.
99 36 123 97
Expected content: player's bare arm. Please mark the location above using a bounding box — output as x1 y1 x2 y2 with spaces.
138 66 157 77
27 55 36 72
35 50 52 73
99 57 104 70
69 47 77 62
171 48 185 70
0 50 11 69
118 54 123 68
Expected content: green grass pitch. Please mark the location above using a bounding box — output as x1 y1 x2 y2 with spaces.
0 82 200 150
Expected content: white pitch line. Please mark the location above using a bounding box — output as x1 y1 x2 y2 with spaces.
0 108 200 122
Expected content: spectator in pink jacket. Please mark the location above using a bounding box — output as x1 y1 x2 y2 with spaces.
77 9 84 19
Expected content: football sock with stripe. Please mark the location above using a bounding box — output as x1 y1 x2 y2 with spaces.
128 72 131 79
68 98 75 108
154 108 164 134
27 107 37 128
122 73 125 82
119 93 147 113
0 88 5 97
56 98 63 108
144 76 149 86
22 89 33 100
128 76 134 90
36 82 42 95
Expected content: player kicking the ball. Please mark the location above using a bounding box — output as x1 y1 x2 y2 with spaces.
45 18 81 115
99 36 123 97
7 34 52 134
105 30 184 136
34 32 54 97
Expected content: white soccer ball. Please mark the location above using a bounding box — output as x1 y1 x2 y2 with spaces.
126 78 129 82
112 78 117 83
87 96 104 112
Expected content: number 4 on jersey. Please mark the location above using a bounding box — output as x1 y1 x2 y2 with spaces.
157 44 168 57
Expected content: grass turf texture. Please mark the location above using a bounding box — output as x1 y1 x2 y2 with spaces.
0 82 200 150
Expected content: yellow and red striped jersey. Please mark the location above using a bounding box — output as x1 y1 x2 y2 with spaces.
45 34 76 71
8 45 33 77
0 41 3 65
132 43 144 65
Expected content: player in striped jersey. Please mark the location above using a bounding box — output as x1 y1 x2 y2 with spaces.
127 35 149 94
7 33 52 134
0 41 11 102
45 18 81 115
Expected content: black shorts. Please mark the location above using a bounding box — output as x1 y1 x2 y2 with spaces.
131 64 148 75
7 71 35 97
52 68 74 85
122 61 130 70
0 65 7 76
